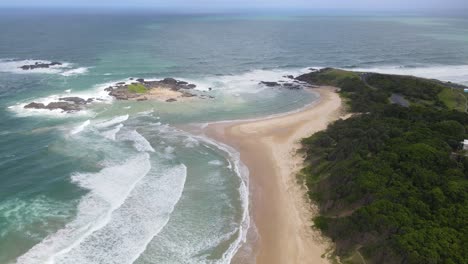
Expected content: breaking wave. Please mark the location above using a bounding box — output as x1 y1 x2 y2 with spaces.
346 64 468 85
0 59 89 76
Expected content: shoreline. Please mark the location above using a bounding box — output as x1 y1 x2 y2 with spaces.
202 87 345 264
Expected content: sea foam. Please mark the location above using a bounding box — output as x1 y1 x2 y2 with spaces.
100 124 124 141
70 120 90 135
347 64 468 85
119 130 155 152
52 164 187 264
94 115 129 129
173 67 311 94
16 153 152 264
0 59 89 76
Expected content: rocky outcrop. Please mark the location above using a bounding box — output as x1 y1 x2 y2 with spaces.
45 102 82 112
281 83 302 89
24 102 46 109
20 61 62 70
260 80 304 90
24 101 82 112
260 81 280 87
105 78 200 101
24 96 94 112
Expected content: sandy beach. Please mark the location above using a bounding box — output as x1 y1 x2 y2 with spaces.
203 87 345 264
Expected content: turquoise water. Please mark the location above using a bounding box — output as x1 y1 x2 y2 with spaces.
1 10 468 263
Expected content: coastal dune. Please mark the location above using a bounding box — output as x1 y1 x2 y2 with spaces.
204 87 345 264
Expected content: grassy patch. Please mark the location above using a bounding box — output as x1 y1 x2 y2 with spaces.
438 87 466 111
297 68 361 87
342 250 367 264
127 83 148 93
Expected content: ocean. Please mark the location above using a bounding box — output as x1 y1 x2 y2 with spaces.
0 9 468 264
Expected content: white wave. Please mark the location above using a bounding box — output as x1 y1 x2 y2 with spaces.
8 84 113 118
53 164 187 264
347 64 468 85
136 109 154 116
164 146 174 154
183 137 199 148
7 103 91 118
70 120 90 135
119 130 155 152
17 153 152 264
8 75 120 118
193 135 251 264
94 115 129 129
100 124 124 141
208 160 224 166
176 67 311 94
0 58 89 76
61 67 89 77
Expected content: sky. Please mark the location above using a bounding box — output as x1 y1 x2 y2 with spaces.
1 0 467 10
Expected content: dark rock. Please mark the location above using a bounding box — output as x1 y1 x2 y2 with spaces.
116 82 125 85
109 90 129 100
284 75 294 79
186 84 196 89
86 98 94 103
45 102 82 112
166 98 177 102
161 78 178 85
24 102 46 109
136 78 145 83
177 81 188 85
137 97 148 101
181 92 196 97
129 78 134 80
208 87 212 91
19 61 62 70
104 86 113 92
260 81 280 87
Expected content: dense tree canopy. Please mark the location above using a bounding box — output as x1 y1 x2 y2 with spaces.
298 69 468 264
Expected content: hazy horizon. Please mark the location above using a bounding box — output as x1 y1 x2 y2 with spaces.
1 0 467 11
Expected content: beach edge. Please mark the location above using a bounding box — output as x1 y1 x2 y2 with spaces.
203 86 345 264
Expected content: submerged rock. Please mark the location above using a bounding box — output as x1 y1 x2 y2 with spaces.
260 81 280 87
166 98 177 102
19 61 62 70
282 83 301 89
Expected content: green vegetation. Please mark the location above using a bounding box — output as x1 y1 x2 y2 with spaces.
298 68 468 264
438 88 466 112
127 83 148 93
